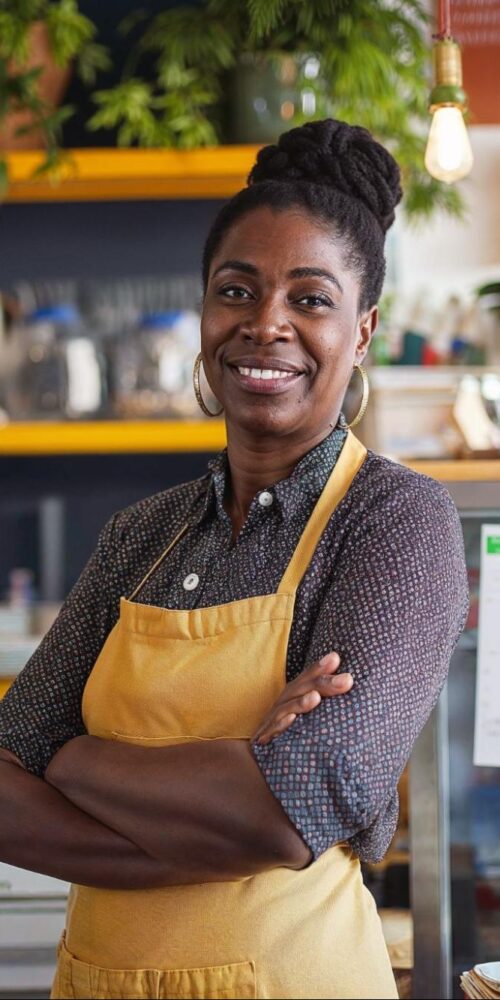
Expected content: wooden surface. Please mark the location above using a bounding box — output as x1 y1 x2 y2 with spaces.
5 147 260 202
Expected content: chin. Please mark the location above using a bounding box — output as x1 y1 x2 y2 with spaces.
226 401 303 439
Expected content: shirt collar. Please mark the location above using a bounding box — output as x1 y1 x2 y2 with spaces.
197 425 348 526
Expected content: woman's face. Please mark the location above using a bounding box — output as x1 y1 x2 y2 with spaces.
201 206 377 443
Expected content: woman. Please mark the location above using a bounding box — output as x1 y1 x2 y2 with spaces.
0 119 468 1000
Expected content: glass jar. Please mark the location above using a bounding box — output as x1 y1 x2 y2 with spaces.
3 305 107 421
112 310 200 419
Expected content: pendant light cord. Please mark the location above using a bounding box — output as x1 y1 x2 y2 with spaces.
437 0 452 39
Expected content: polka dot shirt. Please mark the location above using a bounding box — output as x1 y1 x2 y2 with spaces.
0 429 468 862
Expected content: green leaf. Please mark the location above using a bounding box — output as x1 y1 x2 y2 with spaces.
76 42 111 86
46 0 95 66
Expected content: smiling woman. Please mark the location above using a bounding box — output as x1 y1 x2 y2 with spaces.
0 120 468 1000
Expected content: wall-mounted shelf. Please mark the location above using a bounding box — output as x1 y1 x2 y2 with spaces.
409 459 500 481
0 420 227 454
5 146 260 203
0 419 227 455
1 420 500 478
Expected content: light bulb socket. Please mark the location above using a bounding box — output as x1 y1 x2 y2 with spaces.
429 38 468 111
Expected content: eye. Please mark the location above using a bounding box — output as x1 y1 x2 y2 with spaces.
218 284 253 300
295 292 334 309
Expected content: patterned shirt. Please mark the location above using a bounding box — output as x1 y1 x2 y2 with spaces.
0 428 468 862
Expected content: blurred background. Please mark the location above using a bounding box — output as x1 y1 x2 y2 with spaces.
0 2 499 999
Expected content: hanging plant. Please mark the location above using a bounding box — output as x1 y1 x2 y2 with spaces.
0 0 109 192
88 0 464 220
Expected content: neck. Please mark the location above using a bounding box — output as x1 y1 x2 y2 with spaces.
224 420 340 532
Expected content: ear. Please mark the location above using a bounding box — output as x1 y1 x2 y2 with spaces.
354 306 378 364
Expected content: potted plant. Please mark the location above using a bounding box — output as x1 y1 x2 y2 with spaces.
0 0 109 190
88 0 463 220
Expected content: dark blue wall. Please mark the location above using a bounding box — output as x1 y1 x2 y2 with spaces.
1 199 223 285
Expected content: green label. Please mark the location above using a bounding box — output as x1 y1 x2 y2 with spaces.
487 535 500 554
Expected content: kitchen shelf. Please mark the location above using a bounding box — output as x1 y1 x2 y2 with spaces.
0 420 227 454
408 460 500 481
5 146 261 203
1 421 500 477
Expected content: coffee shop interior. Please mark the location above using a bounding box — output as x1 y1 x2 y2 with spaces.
0 2 499 999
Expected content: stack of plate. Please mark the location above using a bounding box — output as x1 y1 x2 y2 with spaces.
461 963 500 999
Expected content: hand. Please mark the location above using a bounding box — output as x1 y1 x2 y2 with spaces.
252 653 353 746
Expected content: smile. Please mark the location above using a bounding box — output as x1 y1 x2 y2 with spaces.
228 365 304 394
237 367 295 381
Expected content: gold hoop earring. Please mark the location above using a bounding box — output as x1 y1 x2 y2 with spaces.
345 363 369 429
193 353 223 417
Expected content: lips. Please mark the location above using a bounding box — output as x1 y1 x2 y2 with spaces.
227 359 305 395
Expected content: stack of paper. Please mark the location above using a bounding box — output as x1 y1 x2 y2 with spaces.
461 963 500 999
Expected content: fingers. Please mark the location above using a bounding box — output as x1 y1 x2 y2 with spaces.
256 713 297 746
316 672 353 694
305 652 341 677
254 674 353 745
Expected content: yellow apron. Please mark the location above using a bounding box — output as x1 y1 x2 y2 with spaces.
51 431 397 1000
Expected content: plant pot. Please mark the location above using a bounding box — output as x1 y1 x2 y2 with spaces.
0 21 72 151
229 52 327 144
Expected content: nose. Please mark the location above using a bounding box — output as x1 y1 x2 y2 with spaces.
238 297 293 345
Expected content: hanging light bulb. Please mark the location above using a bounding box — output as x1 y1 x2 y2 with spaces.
425 105 473 183
424 8 473 185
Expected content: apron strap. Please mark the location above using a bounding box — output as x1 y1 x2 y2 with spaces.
126 523 190 602
277 431 367 596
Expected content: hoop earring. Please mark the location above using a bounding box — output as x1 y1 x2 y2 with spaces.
193 353 223 417
345 363 369 429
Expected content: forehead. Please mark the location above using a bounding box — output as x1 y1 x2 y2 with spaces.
211 205 349 278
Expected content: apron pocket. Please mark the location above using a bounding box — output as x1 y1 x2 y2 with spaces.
51 934 256 999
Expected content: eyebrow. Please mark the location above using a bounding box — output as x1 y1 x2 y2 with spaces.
213 260 343 294
213 260 258 278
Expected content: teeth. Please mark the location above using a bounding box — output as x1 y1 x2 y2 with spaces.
237 366 295 380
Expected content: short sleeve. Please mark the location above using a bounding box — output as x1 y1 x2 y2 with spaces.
0 515 119 776
252 472 469 862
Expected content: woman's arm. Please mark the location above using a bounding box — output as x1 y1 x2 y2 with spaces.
253 470 469 862
46 736 311 881
0 753 176 889
45 655 350 881
0 509 187 888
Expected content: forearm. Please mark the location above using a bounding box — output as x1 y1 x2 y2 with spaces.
0 757 173 889
46 736 311 883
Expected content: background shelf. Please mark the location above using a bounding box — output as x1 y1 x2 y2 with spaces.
5 147 260 202
1 421 500 478
0 420 227 454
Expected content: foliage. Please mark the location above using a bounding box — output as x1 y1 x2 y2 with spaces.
0 0 109 190
89 0 464 220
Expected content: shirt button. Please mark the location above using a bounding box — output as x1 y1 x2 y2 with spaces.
258 490 274 508
183 573 199 591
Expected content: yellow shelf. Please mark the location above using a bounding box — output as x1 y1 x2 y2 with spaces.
0 678 12 699
5 146 261 202
1 421 500 478
0 420 227 454
408 459 500 481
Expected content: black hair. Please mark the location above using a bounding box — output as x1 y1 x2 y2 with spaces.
202 119 402 312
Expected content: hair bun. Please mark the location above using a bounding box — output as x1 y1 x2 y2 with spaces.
248 119 402 233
